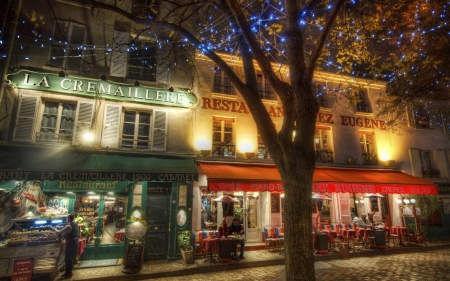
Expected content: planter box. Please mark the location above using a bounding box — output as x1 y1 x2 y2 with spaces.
180 248 194 264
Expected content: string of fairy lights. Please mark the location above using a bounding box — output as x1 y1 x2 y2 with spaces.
1 0 449 129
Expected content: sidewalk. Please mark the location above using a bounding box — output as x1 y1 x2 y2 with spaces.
52 238 450 281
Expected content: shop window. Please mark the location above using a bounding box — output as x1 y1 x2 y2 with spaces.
74 195 127 244
201 189 217 230
48 21 86 70
132 0 160 18
420 150 440 177
257 73 276 100
354 90 371 113
102 105 167 151
127 40 157 81
37 101 76 143
212 116 235 157
213 67 235 95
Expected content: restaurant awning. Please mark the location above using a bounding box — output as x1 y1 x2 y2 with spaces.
0 145 198 181
198 163 437 195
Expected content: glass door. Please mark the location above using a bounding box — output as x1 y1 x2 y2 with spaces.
244 192 260 242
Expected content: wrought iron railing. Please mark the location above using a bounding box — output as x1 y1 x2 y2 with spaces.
315 150 333 163
36 132 73 143
212 143 235 157
362 153 378 165
257 146 270 159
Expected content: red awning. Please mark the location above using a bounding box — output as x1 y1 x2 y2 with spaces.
198 163 437 195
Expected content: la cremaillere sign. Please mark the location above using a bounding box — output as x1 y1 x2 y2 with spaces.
6 69 197 108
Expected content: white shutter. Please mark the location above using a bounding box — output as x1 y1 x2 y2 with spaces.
13 95 39 143
435 150 449 178
101 104 121 148
110 31 129 77
72 101 94 146
337 193 351 223
151 110 167 151
408 148 423 177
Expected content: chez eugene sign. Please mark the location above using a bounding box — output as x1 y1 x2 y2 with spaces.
202 97 387 130
6 70 197 108
209 181 437 195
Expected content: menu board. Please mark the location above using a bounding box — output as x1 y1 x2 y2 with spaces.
11 258 33 281
122 245 143 273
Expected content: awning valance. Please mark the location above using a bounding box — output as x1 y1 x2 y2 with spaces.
199 163 437 195
0 145 198 182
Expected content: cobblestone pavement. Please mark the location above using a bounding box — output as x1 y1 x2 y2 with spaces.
143 248 450 281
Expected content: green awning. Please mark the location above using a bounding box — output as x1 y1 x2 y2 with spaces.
0 145 197 182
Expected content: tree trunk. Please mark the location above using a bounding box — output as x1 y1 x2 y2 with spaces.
281 158 315 280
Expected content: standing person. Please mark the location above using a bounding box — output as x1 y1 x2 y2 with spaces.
229 218 245 259
55 214 79 279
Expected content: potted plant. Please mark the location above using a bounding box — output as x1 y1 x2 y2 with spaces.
178 230 194 264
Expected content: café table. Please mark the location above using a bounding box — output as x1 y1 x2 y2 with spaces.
339 229 356 241
115 230 125 243
391 226 407 245
77 239 87 258
200 237 219 263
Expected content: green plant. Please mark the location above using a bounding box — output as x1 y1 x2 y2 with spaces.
178 230 192 251
234 206 243 223
406 223 416 233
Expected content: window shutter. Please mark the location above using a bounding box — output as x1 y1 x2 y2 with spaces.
101 104 121 148
110 31 129 77
408 148 423 177
435 150 448 178
151 110 167 151
13 95 39 143
72 101 94 146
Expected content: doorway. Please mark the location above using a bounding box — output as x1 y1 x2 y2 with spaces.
144 184 171 260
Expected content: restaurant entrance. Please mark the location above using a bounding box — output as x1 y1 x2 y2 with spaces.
144 184 171 260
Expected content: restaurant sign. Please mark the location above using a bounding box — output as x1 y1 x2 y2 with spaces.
209 180 437 195
6 69 197 108
0 170 198 182
42 180 131 192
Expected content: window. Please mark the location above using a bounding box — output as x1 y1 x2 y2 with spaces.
121 111 151 149
257 123 276 159
212 116 235 157
213 117 234 144
312 82 328 107
411 105 438 129
441 110 450 134
48 21 86 70
38 101 76 143
420 150 440 176
360 131 377 164
213 67 235 95
127 40 157 81
359 131 375 154
354 90 370 113
257 73 276 100
314 126 331 150
101 105 167 150
132 0 159 18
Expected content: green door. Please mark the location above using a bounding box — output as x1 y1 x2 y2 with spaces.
144 184 171 260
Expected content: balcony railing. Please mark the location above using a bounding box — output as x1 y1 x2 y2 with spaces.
362 153 378 165
315 150 333 163
36 132 73 144
212 143 235 157
257 146 270 159
422 169 440 177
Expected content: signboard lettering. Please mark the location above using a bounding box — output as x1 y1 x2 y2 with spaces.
7 70 197 108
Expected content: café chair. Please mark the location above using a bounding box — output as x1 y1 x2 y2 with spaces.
264 225 277 252
389 233 400 247
403 230 415 246
274 226 284 251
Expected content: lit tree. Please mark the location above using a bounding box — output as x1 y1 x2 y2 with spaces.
3 0 448 280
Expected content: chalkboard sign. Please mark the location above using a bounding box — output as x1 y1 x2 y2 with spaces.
122 244 144 273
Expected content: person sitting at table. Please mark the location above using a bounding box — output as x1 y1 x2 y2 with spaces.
229 218 245 260
357 213 372 228
218 217 229 238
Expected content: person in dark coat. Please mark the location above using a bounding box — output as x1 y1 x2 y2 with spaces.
55 214 79 279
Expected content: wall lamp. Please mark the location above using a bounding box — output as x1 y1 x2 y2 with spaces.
100 75 107 81
168 87 174 92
